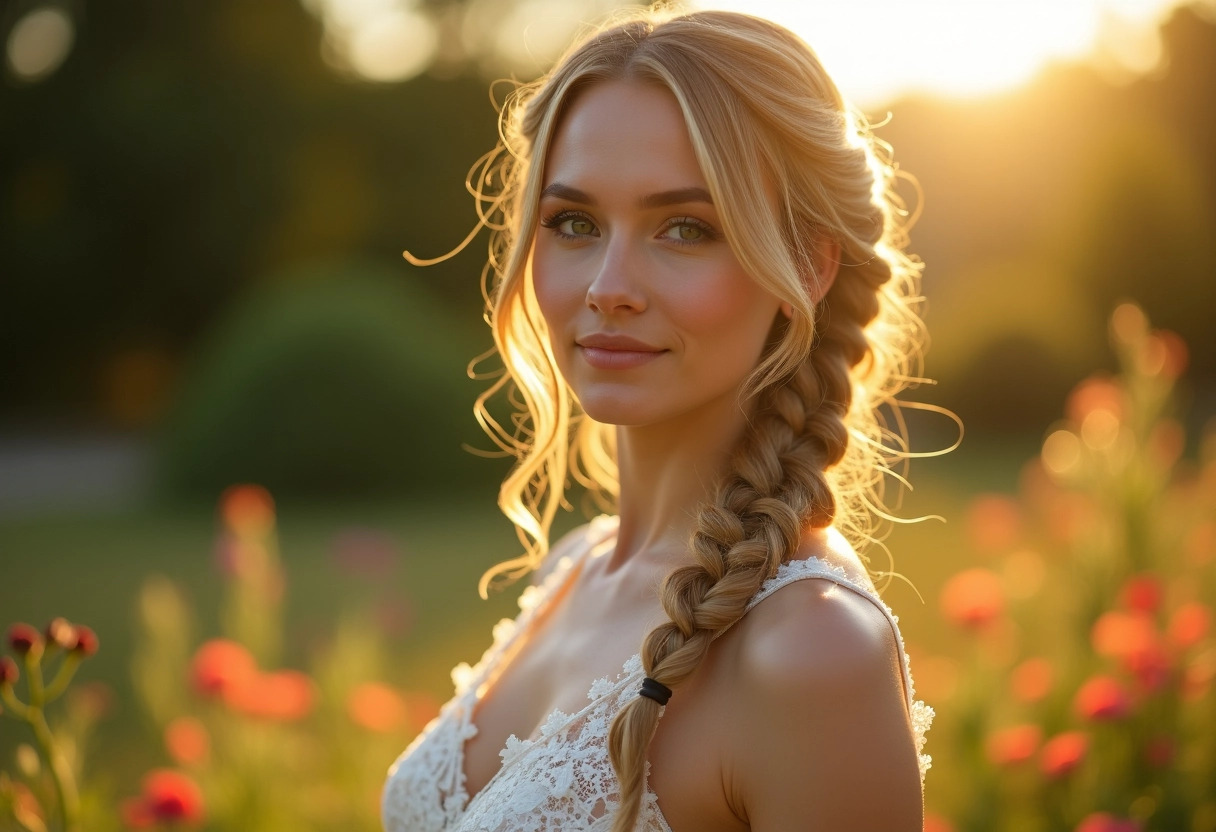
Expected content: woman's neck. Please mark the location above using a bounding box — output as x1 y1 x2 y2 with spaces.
607 394 752 573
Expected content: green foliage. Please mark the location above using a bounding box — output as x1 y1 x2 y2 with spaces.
155 262 494 501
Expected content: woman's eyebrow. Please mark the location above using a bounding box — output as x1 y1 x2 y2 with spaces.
539 182 714 208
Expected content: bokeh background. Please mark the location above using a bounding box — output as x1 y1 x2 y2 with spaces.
2 0 1215 829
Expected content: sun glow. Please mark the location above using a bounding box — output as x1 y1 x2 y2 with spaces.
691 0 1205 107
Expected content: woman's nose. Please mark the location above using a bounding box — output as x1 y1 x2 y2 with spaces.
585 236 646 314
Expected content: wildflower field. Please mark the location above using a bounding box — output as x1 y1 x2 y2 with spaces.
2 305 1213 832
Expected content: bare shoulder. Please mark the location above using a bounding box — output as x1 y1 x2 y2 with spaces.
724 574 923 831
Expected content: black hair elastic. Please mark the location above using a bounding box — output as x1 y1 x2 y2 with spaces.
639 677 672 706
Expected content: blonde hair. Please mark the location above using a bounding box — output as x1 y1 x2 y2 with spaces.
420 8 928 830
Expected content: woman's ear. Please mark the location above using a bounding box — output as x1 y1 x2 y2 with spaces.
808 236 841 303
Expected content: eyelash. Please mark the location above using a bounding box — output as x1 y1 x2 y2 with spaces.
538 211 721 246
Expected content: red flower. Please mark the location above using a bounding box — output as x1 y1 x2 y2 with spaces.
142 769 205 823
940 569 1005 630
1041 731 1088 778
165 717 210 766
1011 657 1053 703
124 769 205 828
1076 812 1141 832
347 682 407 733
7 623 43 657
985 724 1041 766
190 639 257 699
226 670 315 721
1169 603 1211 649
1075 675 1131 721
72 625 99 656
1124 642 1170 692
219 484 275 538
1119 574 1162 614
0 655 18 685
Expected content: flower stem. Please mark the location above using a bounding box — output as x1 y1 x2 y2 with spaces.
27 706 79 832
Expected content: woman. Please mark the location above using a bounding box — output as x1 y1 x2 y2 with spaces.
384 8 934 831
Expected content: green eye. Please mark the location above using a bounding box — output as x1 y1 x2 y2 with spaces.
571 219 594 235
678 224 702 241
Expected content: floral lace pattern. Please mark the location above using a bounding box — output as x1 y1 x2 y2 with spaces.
382 516 933 831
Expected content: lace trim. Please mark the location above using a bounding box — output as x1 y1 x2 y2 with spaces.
748 557 934 777
383 521 933 832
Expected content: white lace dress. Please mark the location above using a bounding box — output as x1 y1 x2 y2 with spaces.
382 516 933 832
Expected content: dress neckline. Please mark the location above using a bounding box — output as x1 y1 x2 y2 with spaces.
453 517 880 829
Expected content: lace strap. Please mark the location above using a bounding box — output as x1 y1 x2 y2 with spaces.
740 558 919 712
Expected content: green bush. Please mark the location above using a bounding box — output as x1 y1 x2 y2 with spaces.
156 262 495 502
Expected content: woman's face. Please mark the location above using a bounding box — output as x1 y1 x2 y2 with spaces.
531 80 783 429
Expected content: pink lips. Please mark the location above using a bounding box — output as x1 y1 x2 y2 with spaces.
576 334 666 370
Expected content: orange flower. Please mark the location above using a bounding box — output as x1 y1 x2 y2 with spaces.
1119 574 1162 614
219 484 275 538
1075 675 1131 721
190 639 258 699
1169 602 1211 648
1011 657 1053 703
347 682 407 733
923 812 955 832
1091 610 1157 661
1076 812 1141 832
1040 731 1088 778
1066 376 1124 424
165 716 210 766
966 494 1022 554
940 569 1005 630
226 669 315 721
985 724 1041 766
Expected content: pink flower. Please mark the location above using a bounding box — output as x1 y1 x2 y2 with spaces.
1075 675 1131 721
940 569 1005 631
1041 731 1088 778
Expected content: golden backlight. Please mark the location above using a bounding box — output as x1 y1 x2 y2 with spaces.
694 0 1199 108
